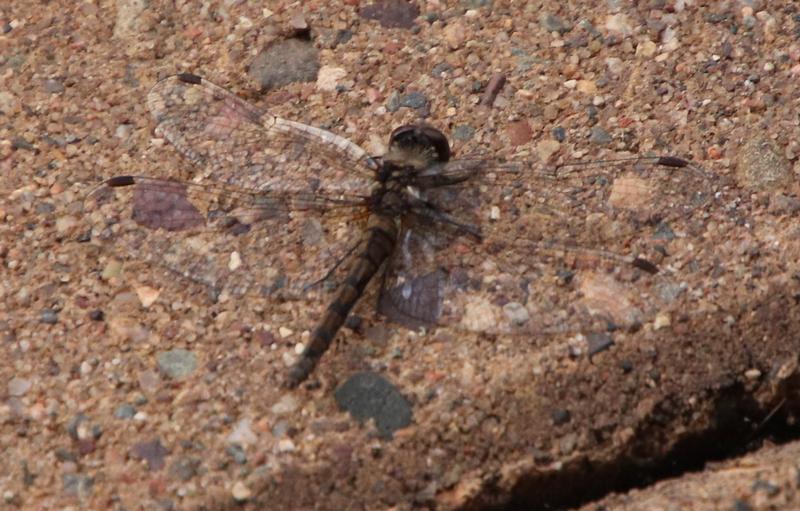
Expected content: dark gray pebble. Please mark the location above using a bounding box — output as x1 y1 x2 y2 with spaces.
452 125 475 141
226 444 248 465
40 309 58 324
586 332 614 357
248 39 319 91
334 372 412 439
589 125 612 145
551 408 571 426
399 91 427 110
114 404 136 420
360 0 420 29
540 13 571 34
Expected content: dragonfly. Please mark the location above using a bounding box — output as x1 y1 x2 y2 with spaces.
86 73 722 388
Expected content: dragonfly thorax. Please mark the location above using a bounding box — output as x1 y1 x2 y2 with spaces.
370 179 416 217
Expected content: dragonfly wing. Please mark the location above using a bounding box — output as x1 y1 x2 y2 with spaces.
87 177 369 300
147 73 378 193
89 73 382 301
379 156 731 335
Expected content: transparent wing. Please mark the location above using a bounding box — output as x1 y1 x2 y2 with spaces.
86 73 384 300
379 156 731 334
86 176 371 300
146 73 378 193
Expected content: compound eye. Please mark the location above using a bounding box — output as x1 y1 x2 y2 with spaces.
389 124 451 163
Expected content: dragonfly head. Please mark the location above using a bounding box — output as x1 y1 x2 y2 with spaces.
382 124 451 176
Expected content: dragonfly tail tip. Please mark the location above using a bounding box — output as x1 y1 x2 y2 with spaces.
632 257 659 274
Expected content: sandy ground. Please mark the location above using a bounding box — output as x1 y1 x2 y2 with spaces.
3 0 800 510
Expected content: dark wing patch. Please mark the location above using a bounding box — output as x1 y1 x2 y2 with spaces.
88 178 371 300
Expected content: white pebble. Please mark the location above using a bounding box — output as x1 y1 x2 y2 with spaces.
232 481 251 501
228 251 242 271
277 438 296 453
271 394 299 415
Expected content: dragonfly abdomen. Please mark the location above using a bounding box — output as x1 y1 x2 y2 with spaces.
285 215 398 387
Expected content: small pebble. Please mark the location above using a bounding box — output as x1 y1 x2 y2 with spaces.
55 215 78 234
288 11 307 32
226 444 247 465
551 408 571 426
115 123 133 139
653 313 671 330
502 302 529 325
8 376 32 397
277 438 296 453
271 394 299 415
316 66 347 92
540 13 570 34
228 251 242 271
114 404 136 420
55 448 77 462
480 73 507 108
536 139 561 161
605 13 632 35
131 439 168 471
334 372 412 440
157 349 197 380
736 137 791 190
101 260 122 280
506 120 533 146
443 20 466 50
589 126 612 145
249 38 319 91
62 473 94 499
44 78 65 93
452 125 475 141
359 0 420 29
431 62 452 77
227 418 258 446
399 91 427 110
80 361 92 376
576 80 597 94
334 29 353 46
40 309 58 324
67 414 88 440
587 332 614 357
559 432 578 455
169 457 199 482
232 481 251 501
386 91 401 112
135 285 160 308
